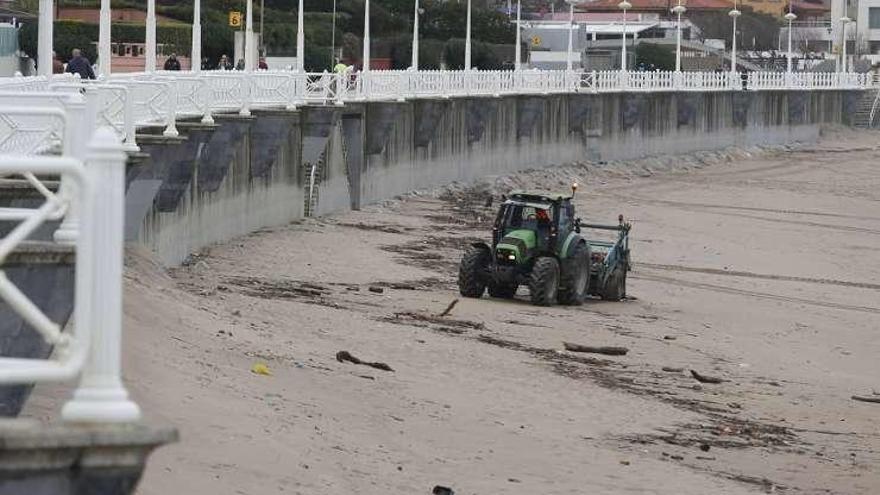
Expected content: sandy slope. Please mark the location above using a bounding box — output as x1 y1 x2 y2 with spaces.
25 129 880 494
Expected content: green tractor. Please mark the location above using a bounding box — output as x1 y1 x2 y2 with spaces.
458 187 631 306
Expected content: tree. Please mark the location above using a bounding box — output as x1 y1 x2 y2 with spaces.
689 8 781 51
635 42 675 71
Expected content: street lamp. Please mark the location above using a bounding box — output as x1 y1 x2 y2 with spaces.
618 0 631 71
839 16 851 72
567 0 577 71
363 0 371 72
331 0 337 68
412 0 420 69
146 0 156 71
672 0 686 72
784 3 796 73
37 0 52 76
297 0 305 71
192 0 202 72
99 0 111 75
243 0 255 71
729 0 740 74
465 0 472 70
515 0 522 70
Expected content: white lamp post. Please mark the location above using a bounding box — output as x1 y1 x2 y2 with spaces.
146 0 156 71
514 0 522 70
363 0 371 71
192 0 202 72
412 0 420 69
839 16 851 72
729 0 740 74
38 0 52 77
672 1 686 72
99 0 111 75
245 0 255 71
784 3 796 73
465 0 472 70
619 0 631 71
567 0 576 71
297 0 305 71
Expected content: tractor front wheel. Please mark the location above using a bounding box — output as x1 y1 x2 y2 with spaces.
459 246 491 298
529 257 560 306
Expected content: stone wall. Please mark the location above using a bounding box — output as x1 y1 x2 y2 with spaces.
127 90 863 265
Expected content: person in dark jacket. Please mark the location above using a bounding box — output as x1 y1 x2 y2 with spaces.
66 49 96 80
216 54 233 70
163 53 182 71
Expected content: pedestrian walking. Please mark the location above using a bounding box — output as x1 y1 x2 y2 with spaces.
164 53 182 71
217 54 233 70
66 48 96 80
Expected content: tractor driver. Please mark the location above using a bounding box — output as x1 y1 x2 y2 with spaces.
535 208 552 248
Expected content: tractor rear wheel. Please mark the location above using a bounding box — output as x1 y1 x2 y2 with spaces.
529 257 559 306
459 246 490 298
558 243 590 306
601 266 627 301
488 282 518 299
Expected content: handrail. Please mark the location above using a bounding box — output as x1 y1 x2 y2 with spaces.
870 84 880 128
0 127 141 423
0 154 89 383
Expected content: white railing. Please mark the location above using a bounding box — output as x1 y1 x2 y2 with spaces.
747 71 875 91
870 87 880 128
0 126 141 423
38 69 863 142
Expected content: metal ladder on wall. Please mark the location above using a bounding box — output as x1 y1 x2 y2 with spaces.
869 86 880 129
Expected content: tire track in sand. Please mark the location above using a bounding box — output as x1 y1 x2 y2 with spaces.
638 263 880 291
633 273 880 315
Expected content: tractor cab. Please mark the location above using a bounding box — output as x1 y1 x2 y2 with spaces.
492 191 577 261
458 183 631 306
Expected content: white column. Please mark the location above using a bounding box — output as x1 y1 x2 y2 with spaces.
297 0 305 71
672 2 686 72
785 10 796 73
192 0 201 72
566 2 575 71
38 0 52 77
412 0 419 69
839 17 850 72
61 127 142 425
99 0 111 75
245 0 255 71
146 0 156 72
729 6 740 74
619 1 631 71
514 0 522 70
363 0 370 71
465 0 472 71
830 0 845 63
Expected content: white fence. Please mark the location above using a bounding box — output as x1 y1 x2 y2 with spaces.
1 69 875 146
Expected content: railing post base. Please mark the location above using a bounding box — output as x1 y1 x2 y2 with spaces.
62 388 142 424
61 127 141 426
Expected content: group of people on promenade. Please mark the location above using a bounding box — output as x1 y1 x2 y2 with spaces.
52 47 353 79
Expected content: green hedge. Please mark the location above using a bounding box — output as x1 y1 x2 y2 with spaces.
19 20 191 63
443 38 506 70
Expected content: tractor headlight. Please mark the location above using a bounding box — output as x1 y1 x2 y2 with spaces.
508 254 516 261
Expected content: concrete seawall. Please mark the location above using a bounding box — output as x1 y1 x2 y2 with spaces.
126 90 863 265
